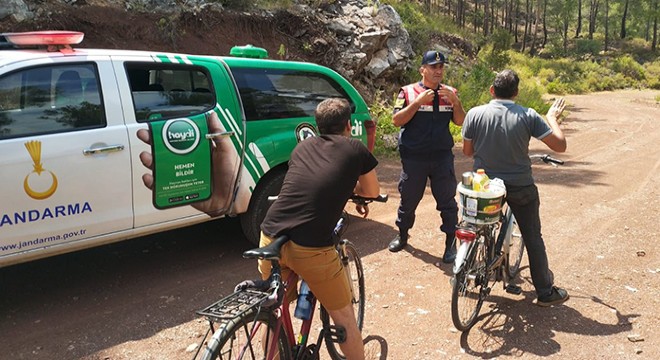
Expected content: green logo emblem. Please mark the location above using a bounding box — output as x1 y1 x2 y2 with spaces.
162 118 200 154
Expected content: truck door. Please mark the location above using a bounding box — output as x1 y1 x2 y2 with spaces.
111 55 244 229
0 57 133 266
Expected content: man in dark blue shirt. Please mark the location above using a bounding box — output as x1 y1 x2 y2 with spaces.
390 50 465 264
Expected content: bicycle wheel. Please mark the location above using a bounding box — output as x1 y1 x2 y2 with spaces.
451 237 488 331
319 240 365 360
505 214 525 279
201 309 292 360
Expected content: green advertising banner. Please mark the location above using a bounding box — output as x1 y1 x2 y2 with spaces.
149 116 212 209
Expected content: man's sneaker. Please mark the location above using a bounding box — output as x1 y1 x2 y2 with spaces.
388 234 408 253
442 235 457 263
536 286 570 307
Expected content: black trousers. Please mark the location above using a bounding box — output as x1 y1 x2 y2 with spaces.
505 183 554 297
395 157 458 237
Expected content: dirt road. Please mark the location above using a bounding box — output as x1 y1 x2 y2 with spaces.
1 90 658 359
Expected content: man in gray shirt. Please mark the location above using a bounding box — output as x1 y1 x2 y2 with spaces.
461 69 569 307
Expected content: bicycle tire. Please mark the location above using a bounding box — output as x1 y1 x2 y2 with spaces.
319 240 365 360
451 237 488 331
201 309 292 360
505 214 525 279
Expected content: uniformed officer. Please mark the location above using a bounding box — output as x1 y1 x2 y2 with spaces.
389 50 466 263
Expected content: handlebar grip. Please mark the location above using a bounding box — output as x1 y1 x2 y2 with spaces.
350 193 388 204
543 155 564 165
374 194 389 203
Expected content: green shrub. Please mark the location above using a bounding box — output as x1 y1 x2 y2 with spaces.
584 68 614 91
643 59 660 89
545 81 563 95
517 83 550 113
479 43 510 71
620 38 657 61
457 62 495 111
370 91 399 157
537 68 556 86
611 55 646 81
575 39 601 56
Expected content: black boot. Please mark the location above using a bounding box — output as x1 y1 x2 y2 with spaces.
442 234 457 263
388 232 408 253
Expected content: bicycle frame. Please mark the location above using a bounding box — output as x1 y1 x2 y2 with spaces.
262 270 319 359
453 205 511 279
240 245 345 360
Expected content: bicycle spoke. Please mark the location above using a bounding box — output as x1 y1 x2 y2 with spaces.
506 215 525 279
202 312 289 360
451 238 488 331
321 241 365 360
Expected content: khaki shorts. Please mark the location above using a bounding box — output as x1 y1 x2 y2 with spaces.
258 232 351 311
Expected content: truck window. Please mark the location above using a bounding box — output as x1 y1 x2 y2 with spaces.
0 63 105 139
231 68 353 121
126 63 215 123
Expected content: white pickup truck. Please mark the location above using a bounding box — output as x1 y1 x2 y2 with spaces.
0 31 375 267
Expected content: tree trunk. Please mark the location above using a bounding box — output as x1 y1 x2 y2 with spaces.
522 0 531 52
653 0 658 50
589 0 600 40
576 0 583 37
515 0 520 43
605 0 610 51
530 0 542 56
542 0 548 46
484 0 490 35
564 18 569 54
474 0 478 33
621 0 629 39
509 0 515 33
491 0 496 34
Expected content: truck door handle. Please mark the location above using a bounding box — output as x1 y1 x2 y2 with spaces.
83 144 125 156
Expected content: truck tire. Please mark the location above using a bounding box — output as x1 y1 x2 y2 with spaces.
240 167 286 245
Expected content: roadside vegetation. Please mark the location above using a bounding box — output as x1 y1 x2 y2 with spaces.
373 0 659 155
212 0 658 156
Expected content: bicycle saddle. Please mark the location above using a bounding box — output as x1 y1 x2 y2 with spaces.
242 235 289 260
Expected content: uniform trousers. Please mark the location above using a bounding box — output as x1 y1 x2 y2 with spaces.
395 155 458 237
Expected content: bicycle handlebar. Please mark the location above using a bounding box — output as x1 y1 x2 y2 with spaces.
349 193 389 206
530 154 564 166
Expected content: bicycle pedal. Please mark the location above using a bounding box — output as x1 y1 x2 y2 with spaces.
506 284 522 295
325 325 347 344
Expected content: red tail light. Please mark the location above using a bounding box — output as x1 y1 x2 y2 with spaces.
455 228 477 242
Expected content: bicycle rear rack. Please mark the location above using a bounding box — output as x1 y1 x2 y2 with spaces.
197 289 271 323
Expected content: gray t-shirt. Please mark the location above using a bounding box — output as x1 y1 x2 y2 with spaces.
462 99 552 186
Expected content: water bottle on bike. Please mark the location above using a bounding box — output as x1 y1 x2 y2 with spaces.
294 280 313 320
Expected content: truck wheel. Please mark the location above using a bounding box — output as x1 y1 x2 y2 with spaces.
240 168 286 245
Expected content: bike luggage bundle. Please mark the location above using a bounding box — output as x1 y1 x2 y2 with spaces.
197 289 272 323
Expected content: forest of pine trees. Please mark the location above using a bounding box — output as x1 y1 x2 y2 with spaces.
418 0 658 53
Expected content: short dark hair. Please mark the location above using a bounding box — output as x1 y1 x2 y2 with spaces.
492 69 519 99
315 98 351 135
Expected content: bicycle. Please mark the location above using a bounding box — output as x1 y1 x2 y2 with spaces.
450 154 564 332
194 194 388 360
